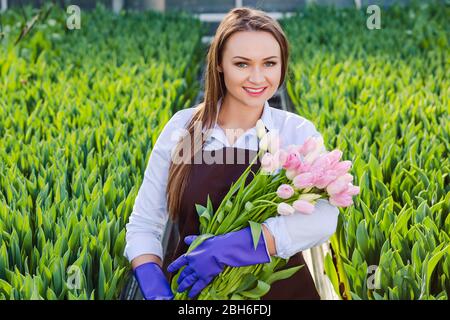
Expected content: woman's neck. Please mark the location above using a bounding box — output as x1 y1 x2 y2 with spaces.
217 95 264 132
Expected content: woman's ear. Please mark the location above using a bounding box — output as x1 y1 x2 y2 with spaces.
217 65 223 73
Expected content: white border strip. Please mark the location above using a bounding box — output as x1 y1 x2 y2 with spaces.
1 0 7 12
196 11 295 22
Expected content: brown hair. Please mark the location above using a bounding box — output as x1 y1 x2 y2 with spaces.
166 7 290 222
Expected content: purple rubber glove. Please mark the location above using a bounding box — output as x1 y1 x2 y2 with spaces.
167 226 271 298
134 262 174 300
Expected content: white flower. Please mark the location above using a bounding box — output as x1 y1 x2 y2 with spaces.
277 202 296 216
298 193 322 203
285 169 297 180
267 132 280 154
259 133 269 153
255 119 266 140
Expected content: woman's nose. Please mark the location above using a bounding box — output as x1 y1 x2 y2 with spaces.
248 67 266 84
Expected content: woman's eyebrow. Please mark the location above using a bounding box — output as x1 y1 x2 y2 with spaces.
232 56 279 60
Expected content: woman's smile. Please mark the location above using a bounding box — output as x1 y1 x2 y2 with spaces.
243 86 268 96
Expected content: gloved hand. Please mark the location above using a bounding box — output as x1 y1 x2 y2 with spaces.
134 262 174 300
167 226 271 298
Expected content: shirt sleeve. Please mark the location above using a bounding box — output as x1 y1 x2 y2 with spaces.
262 199 339 259
262 118 339 259
124 109 190 262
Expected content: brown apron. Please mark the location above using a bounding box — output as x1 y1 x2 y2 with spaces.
166 146 320 300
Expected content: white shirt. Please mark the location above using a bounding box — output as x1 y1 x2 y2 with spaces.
124 99 339 261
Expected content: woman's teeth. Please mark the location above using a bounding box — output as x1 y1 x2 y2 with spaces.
244 87 266 93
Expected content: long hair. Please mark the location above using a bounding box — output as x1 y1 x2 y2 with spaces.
166 7 290 222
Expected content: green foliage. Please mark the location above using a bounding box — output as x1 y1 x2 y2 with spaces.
0 6 203 299
284 1 449 299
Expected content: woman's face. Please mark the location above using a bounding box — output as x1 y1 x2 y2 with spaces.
218 31 282 109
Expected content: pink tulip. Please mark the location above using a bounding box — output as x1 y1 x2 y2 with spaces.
303 147 324 164
313 170 338 189
300 136 318 155
327 150 343 167
286 144 302 154
293 200 315 214
346 184 360 196
296 160 312 174
293 172 315 189
312 154 328 168
283 149 312 179
277 202 295 215
326 173 353 195
276 184 295 199
283 152 302 171
261 153 274 173
330 160 352 177
330 193 353 207
310 151 338 172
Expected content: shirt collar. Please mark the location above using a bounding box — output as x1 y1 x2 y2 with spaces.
201 97 275 147
202 97 275 133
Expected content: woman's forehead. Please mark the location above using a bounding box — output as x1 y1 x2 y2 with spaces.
223 31 281 59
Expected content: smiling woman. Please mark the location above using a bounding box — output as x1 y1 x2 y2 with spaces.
217 31 283 132
211 33 283 145
125 6 336 301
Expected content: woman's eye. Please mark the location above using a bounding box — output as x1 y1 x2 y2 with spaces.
235 61 276 68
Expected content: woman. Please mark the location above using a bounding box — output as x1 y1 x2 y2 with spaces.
124 7 339 300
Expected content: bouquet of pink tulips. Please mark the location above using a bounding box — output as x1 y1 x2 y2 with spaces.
171 120 360 300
